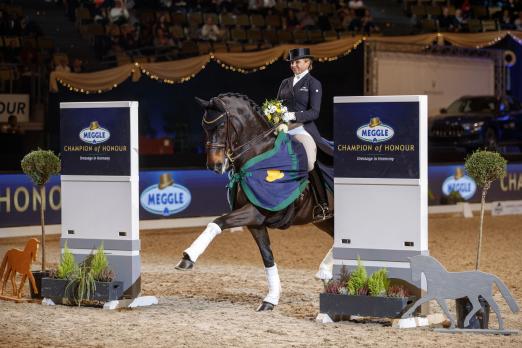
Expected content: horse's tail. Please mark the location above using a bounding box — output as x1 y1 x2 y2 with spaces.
0 252 7 279
492 274 520 313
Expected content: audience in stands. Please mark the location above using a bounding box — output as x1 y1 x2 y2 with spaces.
54 57 71 72
72 57 84 73
516 11 522 29
1 115 22 135
200 16 222 41
348 0 365 10
109 0 129 25
438 7 459 32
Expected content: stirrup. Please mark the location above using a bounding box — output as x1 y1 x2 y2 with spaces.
313 203 333 221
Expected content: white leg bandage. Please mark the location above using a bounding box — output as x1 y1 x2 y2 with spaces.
184 222 222 262
263 264 281 305
315 247 333 281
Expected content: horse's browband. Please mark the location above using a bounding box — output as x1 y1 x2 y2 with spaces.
202 112 226 125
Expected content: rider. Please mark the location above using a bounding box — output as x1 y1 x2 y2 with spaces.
277 47 331 220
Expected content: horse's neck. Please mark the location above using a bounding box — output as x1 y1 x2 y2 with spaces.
420 259 446 281
234 132 275 170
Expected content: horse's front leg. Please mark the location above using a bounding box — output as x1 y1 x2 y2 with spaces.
175 203 265 270
248 225 280 311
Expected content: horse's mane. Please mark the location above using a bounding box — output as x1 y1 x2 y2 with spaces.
217 93 264 118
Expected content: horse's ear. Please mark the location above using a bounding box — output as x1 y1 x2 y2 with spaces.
195 97 210 109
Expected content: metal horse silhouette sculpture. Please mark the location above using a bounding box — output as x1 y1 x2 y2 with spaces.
402 255 519 330
0 238 39 298
175 93 334 311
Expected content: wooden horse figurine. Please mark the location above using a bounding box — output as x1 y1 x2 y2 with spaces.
402 255 519 330
0 238 39 298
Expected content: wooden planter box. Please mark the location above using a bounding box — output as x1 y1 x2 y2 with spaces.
320 293 415 319
41 278 124 303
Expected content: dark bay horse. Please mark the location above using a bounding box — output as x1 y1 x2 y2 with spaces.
175 93 334 311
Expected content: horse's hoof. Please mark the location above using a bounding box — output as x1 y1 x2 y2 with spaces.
175 253 194 271
256 301 275 311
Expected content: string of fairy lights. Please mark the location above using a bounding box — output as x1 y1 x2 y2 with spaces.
56 32 516 94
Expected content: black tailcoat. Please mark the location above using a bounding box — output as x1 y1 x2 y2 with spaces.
276 73 322 144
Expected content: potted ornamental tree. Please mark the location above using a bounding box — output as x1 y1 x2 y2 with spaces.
455 150 507 328
42 243 124 306
320 259 414 320
21 149 61 297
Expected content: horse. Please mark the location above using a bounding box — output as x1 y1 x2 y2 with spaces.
175 93 334 311
401 255 519 330
0 238 39 298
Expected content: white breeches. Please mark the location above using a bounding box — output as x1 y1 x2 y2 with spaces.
289 126 316 171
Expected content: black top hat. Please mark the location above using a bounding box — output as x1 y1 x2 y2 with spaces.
287 47 313 61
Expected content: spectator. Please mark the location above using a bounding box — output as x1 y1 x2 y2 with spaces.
297 10 316 30
94 6 110 25
516 12 522 30
109 0 129 25
160 0 173 9
1 115 22 134
438 7 458 31
454 9 467 31
348 0 364 9
154 27 175 46
361 9 377 35
72 58 84 73
283 9 299 30
200 16 222 41
54 57 71 72
460 0 472 19
499 9 516 29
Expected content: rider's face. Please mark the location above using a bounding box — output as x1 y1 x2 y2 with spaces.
290 59 310 75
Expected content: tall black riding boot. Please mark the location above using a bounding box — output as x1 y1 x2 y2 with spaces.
309 167 332 221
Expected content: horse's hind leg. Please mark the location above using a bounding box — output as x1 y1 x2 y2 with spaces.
176 204 266 270
28 270 38 295
402 295 433 319
313 219 334 280
436 297 456 329
9 270 18 297
17 274 27 298
1 264 11 295
248 226 280 311
461 296 482 328
481 294 504 330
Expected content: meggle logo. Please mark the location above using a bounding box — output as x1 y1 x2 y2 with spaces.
79 121 110 144
140 173 191 216
442 168 477 200
356 117 394 143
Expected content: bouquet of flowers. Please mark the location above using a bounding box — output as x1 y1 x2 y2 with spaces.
262 99 289 134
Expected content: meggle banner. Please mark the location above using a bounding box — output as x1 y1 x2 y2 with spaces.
139 170 228 219
0 170 229 229
61 107 131 176
3 164 522 227
0 94 30 122
429 164 522 205
0 174 61 228
334 101 420 179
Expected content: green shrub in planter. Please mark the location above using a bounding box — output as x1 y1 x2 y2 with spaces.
21 149 61 272
464 150 507 270
90 243 109 280
368 269 389 296
347 258 367 295
57 243 78 279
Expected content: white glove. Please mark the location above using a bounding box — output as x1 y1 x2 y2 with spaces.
282 112 296 123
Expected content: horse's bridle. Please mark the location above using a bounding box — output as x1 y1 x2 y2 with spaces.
203 97 276 167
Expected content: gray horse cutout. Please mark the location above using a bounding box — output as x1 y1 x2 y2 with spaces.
402 255 519 330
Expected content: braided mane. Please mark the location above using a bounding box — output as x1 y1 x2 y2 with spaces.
217 92 264 118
